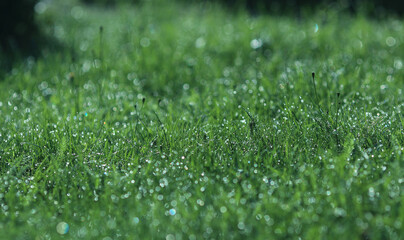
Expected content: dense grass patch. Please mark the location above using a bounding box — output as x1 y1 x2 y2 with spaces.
0 0 403 239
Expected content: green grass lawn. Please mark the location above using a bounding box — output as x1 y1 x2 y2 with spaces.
0 0 403 239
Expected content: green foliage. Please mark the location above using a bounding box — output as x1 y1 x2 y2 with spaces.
80 0 404 16
81 0 141 6
0 0 403 239
208 0 404 15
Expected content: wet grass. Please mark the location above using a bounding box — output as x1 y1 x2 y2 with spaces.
0 1 403 239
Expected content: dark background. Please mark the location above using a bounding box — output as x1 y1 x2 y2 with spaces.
0 0 39 55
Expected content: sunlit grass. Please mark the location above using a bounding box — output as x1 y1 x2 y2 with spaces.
0 0 403 239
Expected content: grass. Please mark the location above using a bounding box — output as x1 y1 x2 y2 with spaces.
0 0 403 239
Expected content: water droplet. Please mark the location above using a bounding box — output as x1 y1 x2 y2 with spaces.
35 2 47 14
394 59 402 69
250 39 263 49
140 37 150 47
56 222 69 235
386 36 396 47
195 37 206 48
71 6 83 20
237 222 245 230
166 234 175 240
169 209 176 216
133 217 140 224
369 187 375 198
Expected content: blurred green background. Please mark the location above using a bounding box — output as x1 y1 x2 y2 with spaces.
2 0 404 70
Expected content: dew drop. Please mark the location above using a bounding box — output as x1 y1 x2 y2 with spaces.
56 222 69 235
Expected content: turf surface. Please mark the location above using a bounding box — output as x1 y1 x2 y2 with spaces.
0 1 403 239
